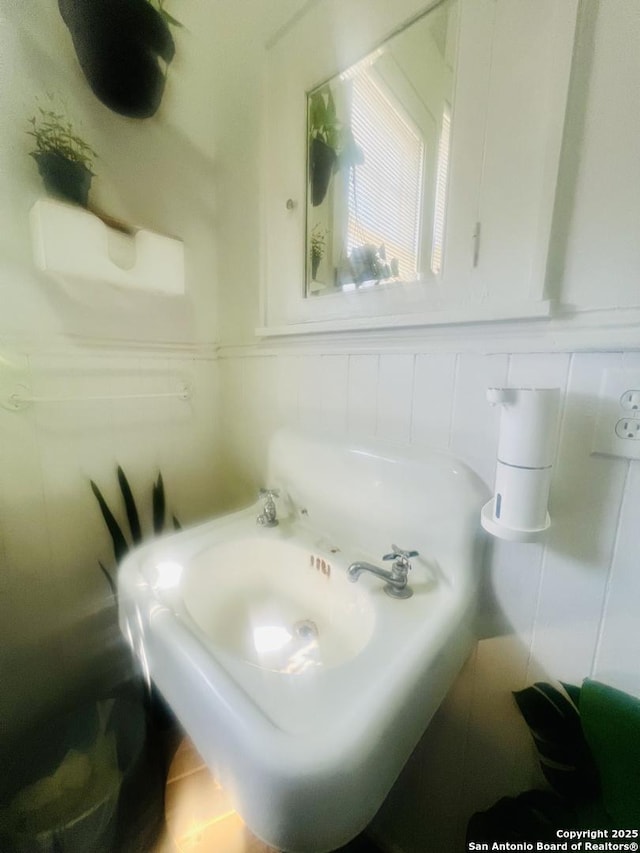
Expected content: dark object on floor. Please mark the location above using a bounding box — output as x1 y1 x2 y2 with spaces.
467 789 569 843
330 833 383 852
0 697 160 853
58 0 175 118
114 686 178 853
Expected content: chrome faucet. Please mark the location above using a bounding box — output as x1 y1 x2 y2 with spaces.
257 488 279 527
347 545 419 599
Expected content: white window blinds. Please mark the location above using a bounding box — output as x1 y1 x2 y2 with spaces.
347 71 424 282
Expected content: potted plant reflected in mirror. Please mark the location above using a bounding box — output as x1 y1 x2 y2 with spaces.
337 243 399 287
308 85 364 207
27 99 97 207
310 225 327 281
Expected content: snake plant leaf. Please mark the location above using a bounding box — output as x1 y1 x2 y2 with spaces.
117 465 142 544
513 682 600 801
152 473 166 534
98 560 117 597
91 479 129 563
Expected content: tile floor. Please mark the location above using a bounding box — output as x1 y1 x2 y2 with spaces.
152 736 277 853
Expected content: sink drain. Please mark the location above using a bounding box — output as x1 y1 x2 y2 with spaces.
293 619 319 640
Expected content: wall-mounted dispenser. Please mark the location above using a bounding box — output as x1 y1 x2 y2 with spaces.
481 387 560 542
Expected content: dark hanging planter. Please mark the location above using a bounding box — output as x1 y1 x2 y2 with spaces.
309 137 337 207
33 151 92 207
58 0 175 119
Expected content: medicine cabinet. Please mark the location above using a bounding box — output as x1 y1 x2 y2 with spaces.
261 0 578 335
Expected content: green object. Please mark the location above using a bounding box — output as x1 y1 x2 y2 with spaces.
580 678 640 827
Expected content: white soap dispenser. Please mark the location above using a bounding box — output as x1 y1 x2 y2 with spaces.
481 387 561 542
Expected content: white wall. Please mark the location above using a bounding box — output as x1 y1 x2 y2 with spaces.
215 0 640 850
0 0 229 742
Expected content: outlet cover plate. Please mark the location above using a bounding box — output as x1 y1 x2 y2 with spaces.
592 369 640 460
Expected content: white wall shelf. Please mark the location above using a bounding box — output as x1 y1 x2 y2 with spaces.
30 198 185 296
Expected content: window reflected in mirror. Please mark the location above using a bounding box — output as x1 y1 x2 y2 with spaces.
305 0 458 296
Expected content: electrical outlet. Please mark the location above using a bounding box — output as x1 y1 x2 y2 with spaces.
592 369 640 460
620 390 640 411
615 418 640 440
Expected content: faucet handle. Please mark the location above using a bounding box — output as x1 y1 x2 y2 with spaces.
257 488 280 528
383 545 419 562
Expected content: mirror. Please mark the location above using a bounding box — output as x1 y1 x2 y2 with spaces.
305 0 458 297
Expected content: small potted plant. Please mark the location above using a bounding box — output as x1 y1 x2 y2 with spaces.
27 97 97 207
310 225 327 280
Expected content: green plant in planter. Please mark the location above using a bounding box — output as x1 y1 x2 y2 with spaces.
308 85 364 207
27 97 97 207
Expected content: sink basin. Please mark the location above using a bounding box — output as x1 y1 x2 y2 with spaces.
118 429 488 852
182 536 375 672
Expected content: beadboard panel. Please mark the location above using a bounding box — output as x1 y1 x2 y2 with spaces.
320 355 349 434
527 353 628 684
347 355 379 439
218 345 640 852
450 352 508 486
377 354 415 444
410 353 457 449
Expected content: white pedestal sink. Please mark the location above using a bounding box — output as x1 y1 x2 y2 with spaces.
118 430 488 852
